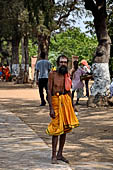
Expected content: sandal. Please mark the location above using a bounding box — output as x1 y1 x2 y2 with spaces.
57 156 69 163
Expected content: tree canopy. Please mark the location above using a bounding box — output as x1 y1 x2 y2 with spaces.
49 27 97 66
0 0 113 72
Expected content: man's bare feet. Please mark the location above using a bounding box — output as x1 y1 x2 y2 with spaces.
57 155 69 163
51 157 59 164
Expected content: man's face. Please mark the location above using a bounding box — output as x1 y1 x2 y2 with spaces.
58 57 68 75
59 57 68 67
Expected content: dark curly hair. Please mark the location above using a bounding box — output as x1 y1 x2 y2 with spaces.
40 51 45 59
73 60 78 70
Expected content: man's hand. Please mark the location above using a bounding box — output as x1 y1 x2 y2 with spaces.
49 108 55 119
36 80 39 86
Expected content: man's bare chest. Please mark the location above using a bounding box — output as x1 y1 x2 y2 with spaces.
53 74 65 87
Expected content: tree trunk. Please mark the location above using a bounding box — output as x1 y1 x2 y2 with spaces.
84 0 111 107
0 41 4 65
21 36 29 83
109 34 113 78
37 34 50 60
11 36 20 76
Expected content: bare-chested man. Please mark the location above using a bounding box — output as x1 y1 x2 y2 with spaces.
46 55 79 164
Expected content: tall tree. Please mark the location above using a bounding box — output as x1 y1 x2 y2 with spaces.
24 0 79 59
0 0 24 75
107 0 113 78
84 0 111 106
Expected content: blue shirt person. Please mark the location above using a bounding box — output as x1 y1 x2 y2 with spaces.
36 52 51 106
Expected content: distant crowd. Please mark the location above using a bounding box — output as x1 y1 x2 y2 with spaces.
0 65 11 82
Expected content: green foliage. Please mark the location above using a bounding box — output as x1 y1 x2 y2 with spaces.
49 28 97 66
24 0 55 29
0 0 24 39
48 51 59 66
28 39 37 57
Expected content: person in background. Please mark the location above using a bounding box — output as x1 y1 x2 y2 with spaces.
110 78 113 97
46 55 79 164
0 64 3 81
81 60 90 97
36 52 51 106
51 65 56 71
71 60 86 105
5 66 11 81
2 66 6 81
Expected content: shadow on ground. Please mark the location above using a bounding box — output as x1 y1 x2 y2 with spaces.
0 82 113 169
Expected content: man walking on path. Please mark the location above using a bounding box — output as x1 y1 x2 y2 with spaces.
36 52 51 106
46 55 79 164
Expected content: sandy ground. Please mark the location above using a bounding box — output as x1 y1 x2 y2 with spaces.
0 81 113 169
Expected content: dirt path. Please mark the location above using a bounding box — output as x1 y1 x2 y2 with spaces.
0 81 113 169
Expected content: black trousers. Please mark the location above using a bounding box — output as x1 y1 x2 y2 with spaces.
85 80 89 97
38 78 48 104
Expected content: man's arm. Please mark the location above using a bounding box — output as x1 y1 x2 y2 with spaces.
36 70 39 85
70 68 75 80
35 62 39 85
48 71 55 118
68 91 79 112
48 61 51 74
68 91 73 106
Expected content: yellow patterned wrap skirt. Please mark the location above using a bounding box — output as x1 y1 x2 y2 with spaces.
46 93 79 136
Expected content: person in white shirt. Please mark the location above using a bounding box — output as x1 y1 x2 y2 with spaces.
110 78 113 97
